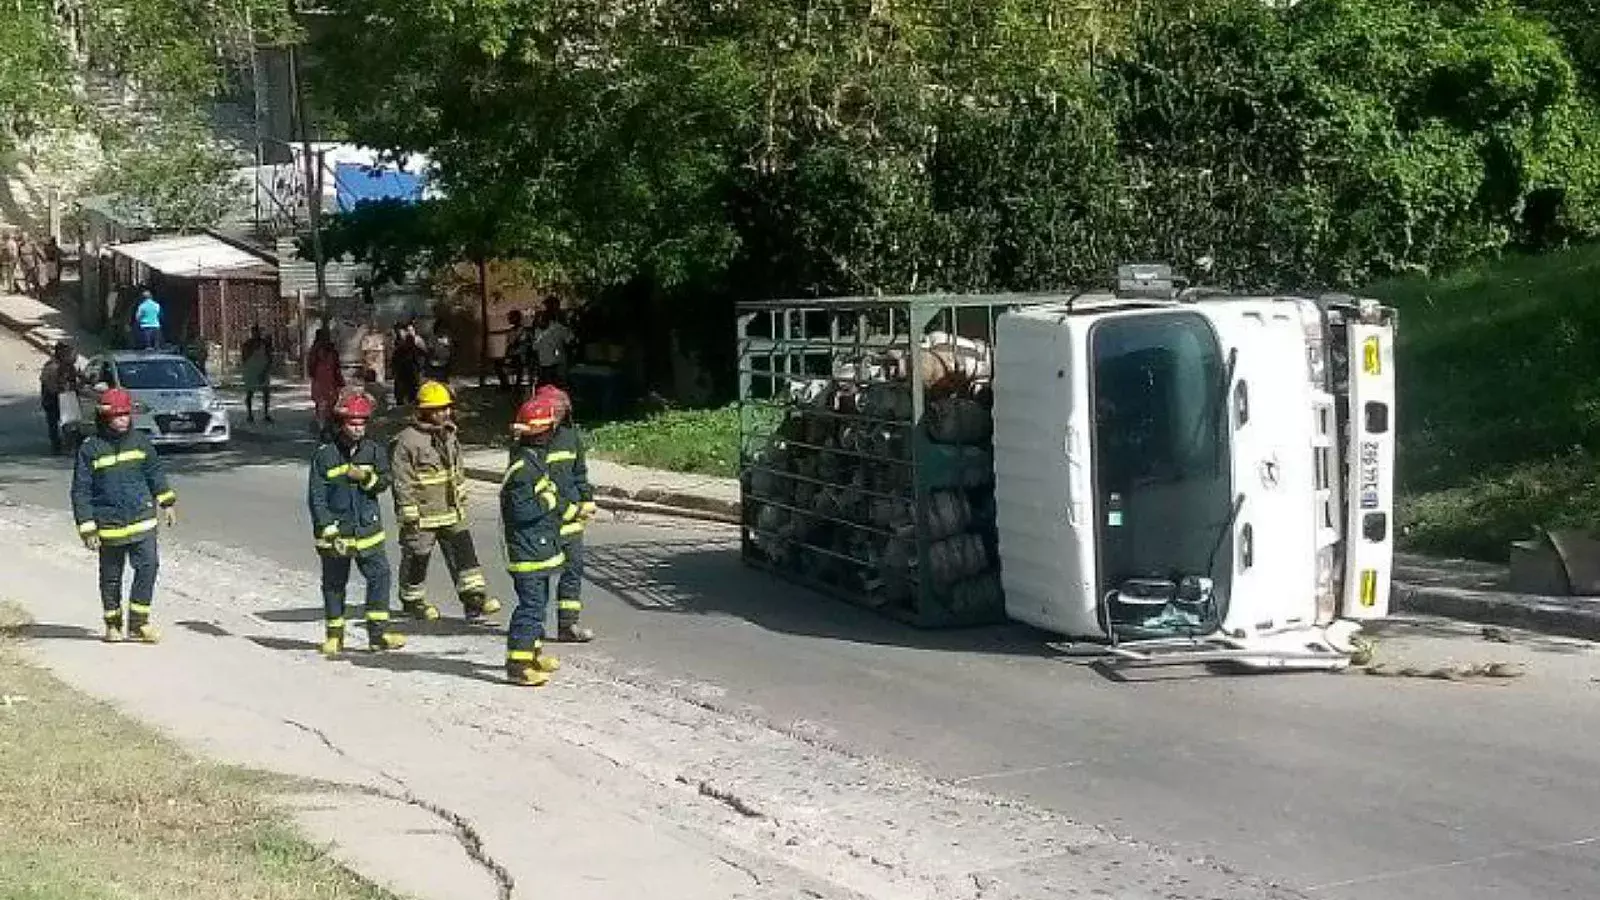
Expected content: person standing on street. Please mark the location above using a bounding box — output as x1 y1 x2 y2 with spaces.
501 390 568 686
71 387 178 644
308 327 344 441
134 289 163 350
1 231 20 293
535 384 597 642
39 341 81 455
390 380 502 623
425 319 454 383
532 296 574 388
308 391 405 657
391 321 424 407
241 325 275 424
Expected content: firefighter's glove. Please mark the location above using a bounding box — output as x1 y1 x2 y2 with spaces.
346 465 371 483
81 532 101 552
162 506 178 528
330 536 353 556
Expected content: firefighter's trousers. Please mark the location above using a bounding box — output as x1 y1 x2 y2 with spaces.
556 534 585 628
508 568 551 653
397 522 490 611
320 548 394 639
99 533 159 630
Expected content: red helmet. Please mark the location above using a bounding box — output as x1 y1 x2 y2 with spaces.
534 383 571 417
98 388 134 417
513 394 560 434
334 392 376 422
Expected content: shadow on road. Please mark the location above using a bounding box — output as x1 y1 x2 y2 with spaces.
12 622 99 641
246 634 505 685
584 536 1060 658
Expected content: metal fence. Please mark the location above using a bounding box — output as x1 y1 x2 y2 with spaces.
737 294 1030 627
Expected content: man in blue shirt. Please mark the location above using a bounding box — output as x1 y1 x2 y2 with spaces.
134 289 162 350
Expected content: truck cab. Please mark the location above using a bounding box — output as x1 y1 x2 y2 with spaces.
992 267 1396 657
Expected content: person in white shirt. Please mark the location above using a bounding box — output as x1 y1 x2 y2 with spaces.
532 297 574 388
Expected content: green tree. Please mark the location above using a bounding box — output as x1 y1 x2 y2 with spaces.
0 1 73 152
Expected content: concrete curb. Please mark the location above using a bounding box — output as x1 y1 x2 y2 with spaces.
1391 581 1600 642
460 465 743 526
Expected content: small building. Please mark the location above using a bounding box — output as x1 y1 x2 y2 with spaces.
106 234 295 380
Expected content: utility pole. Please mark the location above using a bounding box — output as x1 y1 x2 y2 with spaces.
286 34 328 308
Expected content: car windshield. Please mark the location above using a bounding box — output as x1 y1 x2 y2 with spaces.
116 358 207 390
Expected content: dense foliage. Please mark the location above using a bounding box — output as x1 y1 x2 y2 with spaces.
306 0 1600 391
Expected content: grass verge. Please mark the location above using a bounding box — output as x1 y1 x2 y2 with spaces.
585 405 740 478
0 602 399 900
1368 242 1600 561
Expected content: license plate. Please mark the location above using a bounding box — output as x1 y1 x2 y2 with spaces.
165 420 198 433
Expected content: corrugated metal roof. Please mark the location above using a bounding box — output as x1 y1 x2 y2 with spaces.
111 234 274 278
276 236 359 299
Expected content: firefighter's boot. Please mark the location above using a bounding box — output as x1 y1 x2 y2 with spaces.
401 593 440 622
365 610 405 651
126 602 159 644
102 610 124 644
556 600 594 642
505 661 550 687
462 593 503 625
320 619 345 658
369 631 407 652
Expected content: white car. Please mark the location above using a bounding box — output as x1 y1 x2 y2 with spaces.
69 350 232 449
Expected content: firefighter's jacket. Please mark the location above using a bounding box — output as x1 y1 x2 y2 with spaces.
543 423 596 538
390 421 467 530
71 427 175 545
499 444 565 574
308 437 391 557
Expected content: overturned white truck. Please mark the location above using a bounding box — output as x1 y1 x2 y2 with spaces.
737 265 1397 668
992 266 1396 668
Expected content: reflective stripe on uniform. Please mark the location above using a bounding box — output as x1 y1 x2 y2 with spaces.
155 490 177 506
400 504 421 521
545 450 577 463
458 570 487 591
129 603 151 615
562 503 580 522
103 609 121 621
503 459 525 484
91 449 147 470
557 600 582 612
560 521 585 536
580 501 598 516
507 552 567 573
362 470 380 490
100 518 157 540
507 649 536 662
534 476 554 493
399 585 427 601
539 491 558 511
314 530 387 552
320 524 340 538
416 471 451 485
365 610 390 622
418 512 461 528
325 463 351 479
326 617 346 629
78 520 98 534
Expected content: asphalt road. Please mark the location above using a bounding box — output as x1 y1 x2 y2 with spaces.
3 332 1598 900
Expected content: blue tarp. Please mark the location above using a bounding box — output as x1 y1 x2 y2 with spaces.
334 163 425 211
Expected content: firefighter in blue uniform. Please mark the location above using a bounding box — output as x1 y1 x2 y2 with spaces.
501 392 568 686
533 384 597 642
308 392 406 656
70 387 177 643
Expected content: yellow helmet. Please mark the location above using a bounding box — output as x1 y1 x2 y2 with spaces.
416 380 453 410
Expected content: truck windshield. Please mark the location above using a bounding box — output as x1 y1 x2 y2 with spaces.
1090 311 1232 632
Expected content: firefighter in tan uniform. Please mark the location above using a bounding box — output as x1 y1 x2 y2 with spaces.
389 380 502 622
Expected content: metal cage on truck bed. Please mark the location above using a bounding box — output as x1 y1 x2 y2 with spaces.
736 294 1036 627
